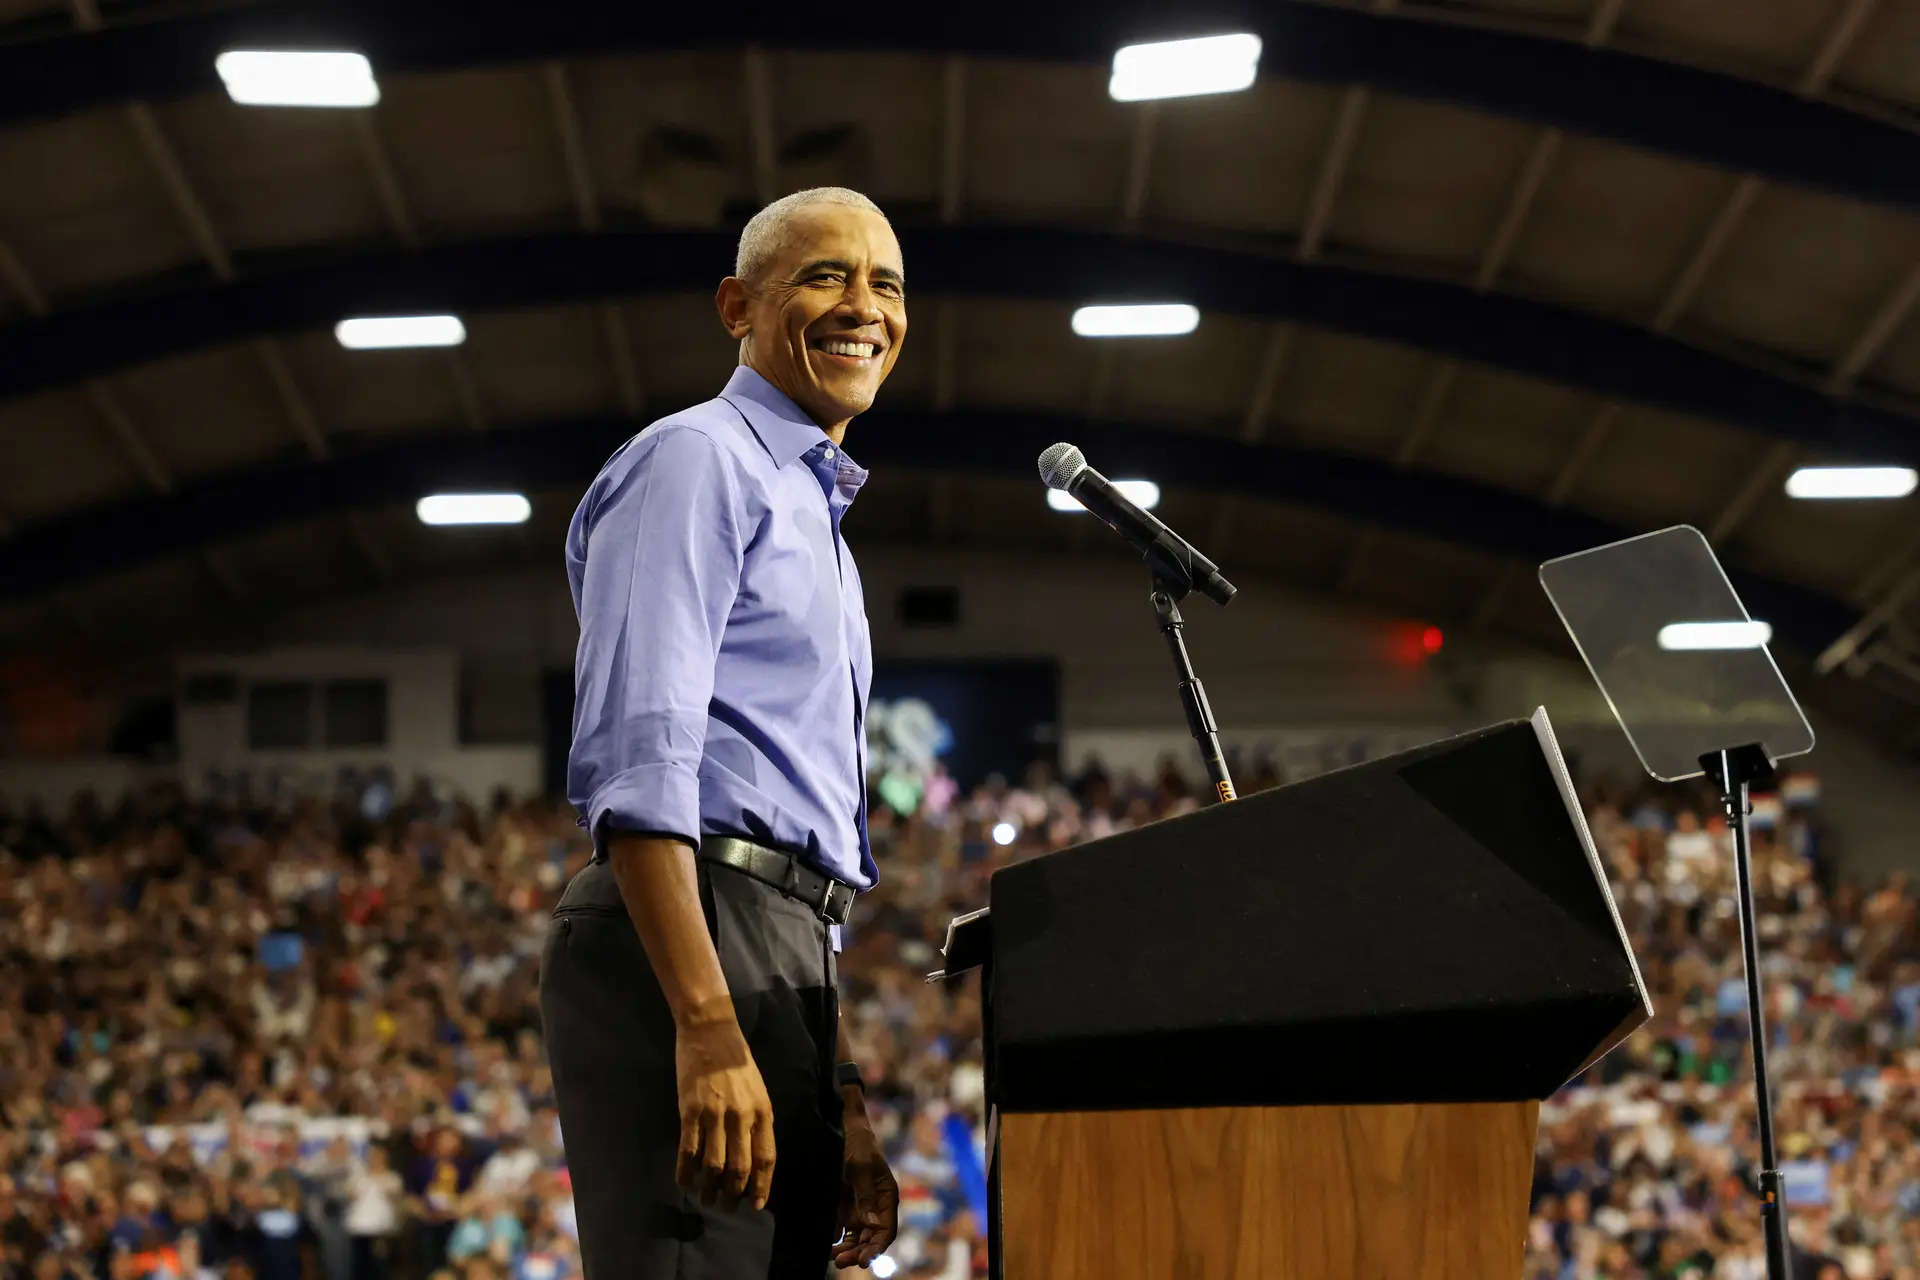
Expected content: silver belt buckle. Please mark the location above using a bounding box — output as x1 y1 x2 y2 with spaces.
822 880 853 925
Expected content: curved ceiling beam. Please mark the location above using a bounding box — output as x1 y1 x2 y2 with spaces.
3 227 1916 467
0 407 1854 651
1 2 1914 210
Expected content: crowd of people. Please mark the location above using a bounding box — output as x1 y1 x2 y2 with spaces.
0 746 1912 1279
1527 782 1920 1279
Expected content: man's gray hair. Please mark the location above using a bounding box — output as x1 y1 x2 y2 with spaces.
734 187 890 287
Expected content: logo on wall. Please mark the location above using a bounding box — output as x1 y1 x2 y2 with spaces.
866 697 953 815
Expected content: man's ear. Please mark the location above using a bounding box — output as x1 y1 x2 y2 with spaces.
715 277 753 340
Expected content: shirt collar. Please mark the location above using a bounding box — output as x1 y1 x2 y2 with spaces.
722 366 869 503
722 366 836 468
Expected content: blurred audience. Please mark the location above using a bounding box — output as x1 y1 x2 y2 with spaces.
1524 779 1919 1279
0 749 1911 1279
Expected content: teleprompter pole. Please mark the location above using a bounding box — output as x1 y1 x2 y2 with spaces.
1702 744 1791 1280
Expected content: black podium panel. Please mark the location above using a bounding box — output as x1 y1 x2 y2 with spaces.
986 712 1649 1112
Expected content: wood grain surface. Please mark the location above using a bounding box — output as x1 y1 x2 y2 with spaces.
999 1100 1538 1280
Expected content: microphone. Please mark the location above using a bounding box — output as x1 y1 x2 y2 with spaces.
1038 443 1236 605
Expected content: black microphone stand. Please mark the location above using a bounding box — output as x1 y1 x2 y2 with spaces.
1699 743 1792 1280
1149 571 1236 803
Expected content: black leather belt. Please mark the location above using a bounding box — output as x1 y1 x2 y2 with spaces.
699 836 856 926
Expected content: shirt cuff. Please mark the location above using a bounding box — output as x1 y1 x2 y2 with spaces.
587 761 702 857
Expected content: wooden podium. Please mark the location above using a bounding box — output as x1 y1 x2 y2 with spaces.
937 711 1650 1280
999 1102 1538 1278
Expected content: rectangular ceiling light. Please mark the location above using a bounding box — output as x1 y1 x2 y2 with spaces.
335 314 467 350
1070 303 1200 338
1048 479 1161 513
1784 465 1917 499
215 50 380 108
1110 34 1262 102
416 493 531 526
1657 620 1773 651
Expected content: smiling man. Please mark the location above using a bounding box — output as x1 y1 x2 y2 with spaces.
542 187 905 1278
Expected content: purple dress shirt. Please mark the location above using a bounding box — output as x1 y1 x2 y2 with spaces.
565 365 876 894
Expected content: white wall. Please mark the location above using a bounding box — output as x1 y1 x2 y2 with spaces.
264 551 1511 721
180 646 459 758
259 550 1638 736
51 548 1915 877
174 646 538 803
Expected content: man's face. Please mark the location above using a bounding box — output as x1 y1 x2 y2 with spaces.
718 203 906 433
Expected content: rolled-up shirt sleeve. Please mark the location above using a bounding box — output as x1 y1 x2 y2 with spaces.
568 424 745 854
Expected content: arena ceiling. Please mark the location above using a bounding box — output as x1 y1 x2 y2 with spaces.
0 0 1918 749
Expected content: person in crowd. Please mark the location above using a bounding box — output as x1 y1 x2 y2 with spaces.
443 1193 522 1267
241 1177 316 1280
404 1131 470 1269
343 1145 401 1280
302 1136 357 1280
470 1136 534 1202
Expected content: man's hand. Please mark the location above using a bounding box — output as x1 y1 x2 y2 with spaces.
674 1009 777 1212
832 1104 899 1269
606 835 775 1212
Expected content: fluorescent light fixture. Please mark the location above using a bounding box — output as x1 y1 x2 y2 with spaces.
991 822 1017 847
215 50 380 108
1657 620 1773 651
1110 33 1262 101
416 493 531 526
336 314 466 350
1784 465 1917 499
1070 303 1200 338
1047 479 1161 513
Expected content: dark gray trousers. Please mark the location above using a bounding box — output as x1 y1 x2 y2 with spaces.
540 857 844 1279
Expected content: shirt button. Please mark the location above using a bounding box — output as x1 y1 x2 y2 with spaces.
823 446 836 460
